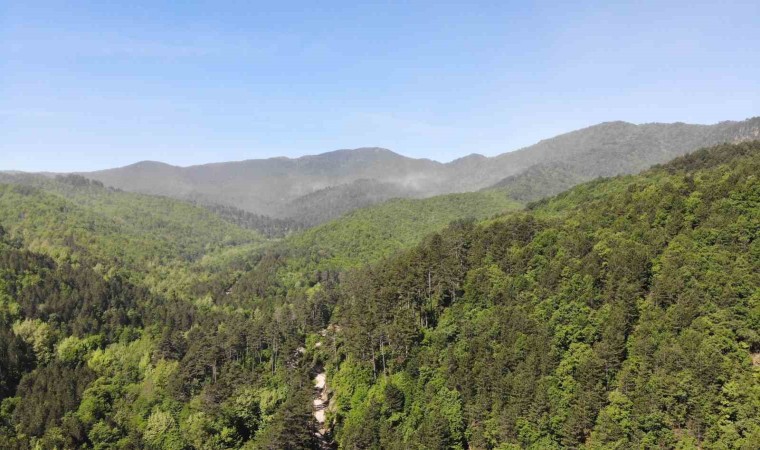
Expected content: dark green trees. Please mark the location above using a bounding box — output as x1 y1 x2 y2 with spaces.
0 141 757 449
327 141 760 449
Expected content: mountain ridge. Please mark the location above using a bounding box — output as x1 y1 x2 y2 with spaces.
49 116 760 225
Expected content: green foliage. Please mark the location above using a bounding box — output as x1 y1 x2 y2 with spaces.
0 141 758 449
0 174 262 275
144 409 183 449
12 318 57 364
328 141 760 449
57 334 102 365
286 190 521 270
202 202 305 238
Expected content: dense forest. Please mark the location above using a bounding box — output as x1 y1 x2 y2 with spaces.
325 141 760 449
273 179 416 228
0 141 758 449
200 203 305 238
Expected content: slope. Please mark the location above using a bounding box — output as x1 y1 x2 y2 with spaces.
85 148 443 218
1 141 757 449
0 173 263 282
275 178 418 227
488 117 760 201
283 190 522 271
79 117 760 226
323 141 760 449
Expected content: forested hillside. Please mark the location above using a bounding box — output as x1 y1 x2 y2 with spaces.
0 167 520 448
0 142 758 449
283 190 521 271
0 174 262 267
488 117 760 202
84 148 441 219
274 179 415 227
0 176 318 449
0 173 268 303
322 141 760 449
201 202 305 238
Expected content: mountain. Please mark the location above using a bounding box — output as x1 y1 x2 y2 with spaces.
323 141 760 449
488 118 760 201
79 117 760 226
274 178 418 227
1 141 758 448
0 173 262 293
84 148 444 219
281 190 521 271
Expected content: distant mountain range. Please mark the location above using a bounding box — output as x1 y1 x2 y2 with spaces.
71 116 759 224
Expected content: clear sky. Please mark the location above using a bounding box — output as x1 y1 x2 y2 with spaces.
1 1 758 172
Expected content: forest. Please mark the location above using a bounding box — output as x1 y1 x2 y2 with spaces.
0 141 758 449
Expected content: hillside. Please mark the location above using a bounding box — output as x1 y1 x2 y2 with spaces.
0 173 263 293
200 202 305 238
209 190 522 308
0 142 757 449
84 148 443 219
488 118 760 201
320 141 760 449
79 118 760 226
282 190 522 271
274 178 416 227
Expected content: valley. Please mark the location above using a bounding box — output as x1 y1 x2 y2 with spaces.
0 139 758 448
3 2 758 447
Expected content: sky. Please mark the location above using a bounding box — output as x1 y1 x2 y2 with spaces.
1 1 758 172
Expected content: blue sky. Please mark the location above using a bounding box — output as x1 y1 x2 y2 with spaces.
1 1 758 171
